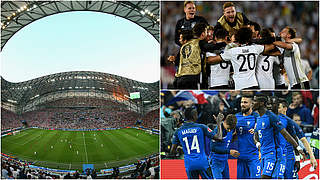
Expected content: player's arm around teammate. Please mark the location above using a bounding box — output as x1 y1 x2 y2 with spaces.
206 43 277 65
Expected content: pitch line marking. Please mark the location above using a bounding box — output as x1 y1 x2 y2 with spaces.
21 133 42 145
82 132 89 163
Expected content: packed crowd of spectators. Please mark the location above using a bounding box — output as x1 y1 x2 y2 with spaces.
20 108 139 129
1 154 159 179
141 110 160 130
161 1 319 88
121 156 160 179
2 97 159 130
44 97 127 109
1 108 22 131
1 156 62 179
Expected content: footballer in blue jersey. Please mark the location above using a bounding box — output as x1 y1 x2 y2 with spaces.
253 94 305 179
273 113 297 179
209 114 239 179
235 96 261 179
277 98 318 179
170 107 223 179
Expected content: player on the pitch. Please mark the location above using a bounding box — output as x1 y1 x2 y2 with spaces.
253 94 305 179
209 114 239 179
170 107 223 179
235 95 261 179
277 98 318 178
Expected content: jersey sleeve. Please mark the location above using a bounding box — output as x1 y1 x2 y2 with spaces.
174 19 183 46
220 48 232 61
279 47 285 54
256 44 265 54
206 52 216 58
269 112 284 132
291 42 298 52
201 124 216 139
293 120 305 139
172 130 180 145
286 117 297 137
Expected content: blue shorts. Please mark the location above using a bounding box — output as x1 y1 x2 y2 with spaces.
284 155 298 179
184 156 211 179
210 159 229 179
237 158 261 179
273 148 286 179
284 156 295 179
261 152 277 177
186 168 212 179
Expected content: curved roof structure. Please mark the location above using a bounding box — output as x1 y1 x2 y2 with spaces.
1 71 159 113
1 1 159 50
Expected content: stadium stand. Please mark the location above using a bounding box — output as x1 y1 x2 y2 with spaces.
1 71 159 178
1 154 159 179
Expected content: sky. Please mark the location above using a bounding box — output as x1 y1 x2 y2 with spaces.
1 11 159 83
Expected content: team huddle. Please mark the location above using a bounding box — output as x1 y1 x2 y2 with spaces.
169 94 317 179
168 1 310 90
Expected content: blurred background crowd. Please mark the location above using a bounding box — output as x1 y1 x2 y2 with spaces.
160 90 319 157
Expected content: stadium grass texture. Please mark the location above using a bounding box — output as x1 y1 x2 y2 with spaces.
1 128 159 170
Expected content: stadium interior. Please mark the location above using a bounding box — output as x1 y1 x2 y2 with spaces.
1 1 160 179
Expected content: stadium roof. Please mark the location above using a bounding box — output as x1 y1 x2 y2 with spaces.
1 1 159 50
1 71 159 110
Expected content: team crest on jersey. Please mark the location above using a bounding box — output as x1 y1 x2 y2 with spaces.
262 122 265 128
247 121 250 126
182 44 192 59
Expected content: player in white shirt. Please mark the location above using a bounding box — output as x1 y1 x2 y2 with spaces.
256 29 281 89
207 27 278 90
206 28 231 89
273 57 287 89
273 27 310 89
266 28 287 89
301 58 312 81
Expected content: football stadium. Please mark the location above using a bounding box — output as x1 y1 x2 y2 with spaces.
1 1 160 179
1 71 160 178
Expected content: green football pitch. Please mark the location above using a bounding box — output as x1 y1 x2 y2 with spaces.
1 128 159 170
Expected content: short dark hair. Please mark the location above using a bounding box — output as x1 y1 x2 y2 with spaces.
260 28 272 39
235 27 252 44
241 95 253 100
214 28 228 40
267 27 275 33
286 26 296 39
225 114 237 130
192 23 207 37
249 21 261 33
184 1 195 8
180 30 194 42
278 98 288 108
223 2 235 10
254 93 267 105
184 107 197 121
